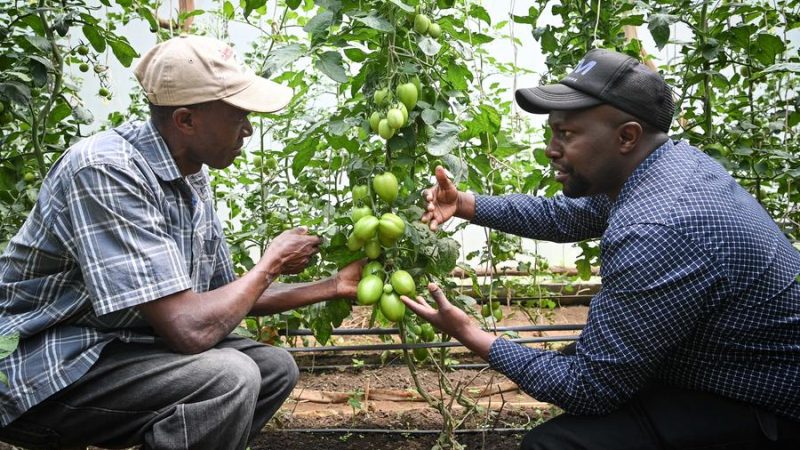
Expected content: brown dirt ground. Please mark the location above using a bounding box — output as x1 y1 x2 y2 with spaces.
0 305 588 450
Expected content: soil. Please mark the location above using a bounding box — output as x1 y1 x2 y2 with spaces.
0 305 588 450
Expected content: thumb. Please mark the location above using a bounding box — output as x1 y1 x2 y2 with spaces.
435 166 454 190
291 226 308 234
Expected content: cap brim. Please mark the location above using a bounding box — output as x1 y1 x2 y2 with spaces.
515 83 603 114
222 77 294 113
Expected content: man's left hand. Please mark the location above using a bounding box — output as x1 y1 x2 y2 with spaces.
334 259 366 299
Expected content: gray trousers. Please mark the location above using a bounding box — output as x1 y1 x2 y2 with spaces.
0 336 299 450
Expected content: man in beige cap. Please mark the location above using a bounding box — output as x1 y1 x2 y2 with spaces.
0 35 363 449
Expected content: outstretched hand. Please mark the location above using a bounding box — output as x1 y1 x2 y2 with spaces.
334 259 367 299
401 283 496 361
421 166 460 231
400 283 471 337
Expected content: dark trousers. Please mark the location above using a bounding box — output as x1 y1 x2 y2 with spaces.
0 336 299 450
522 342 800 449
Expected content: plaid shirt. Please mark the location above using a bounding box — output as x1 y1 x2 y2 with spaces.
0 120 236 426
477 139 800 421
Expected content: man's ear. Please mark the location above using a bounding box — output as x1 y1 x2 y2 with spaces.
617 121 643 154
172 107 197 135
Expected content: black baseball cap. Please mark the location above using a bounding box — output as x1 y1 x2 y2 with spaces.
516 49 675 132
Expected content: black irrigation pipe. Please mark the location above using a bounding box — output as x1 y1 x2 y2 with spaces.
268 427 529 435
298 362 495 371
284 335 579 353
280 323 585 337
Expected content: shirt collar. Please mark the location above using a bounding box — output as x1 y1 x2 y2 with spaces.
115 120 184 182
610 138 674 215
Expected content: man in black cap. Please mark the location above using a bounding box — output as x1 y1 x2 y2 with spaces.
403 48 800 449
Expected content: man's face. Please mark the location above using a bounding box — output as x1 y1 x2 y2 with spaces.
545 105 627 199
187 101 253 171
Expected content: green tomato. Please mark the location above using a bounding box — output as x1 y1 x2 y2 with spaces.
353 215 380 241
411 76 422 99
264 156 278 170
390 270 416 296
352 185 369 203
383 284 394 294
369 112 382 133
347 233 364 251
362 261 385 279
378 119 395 140
420 323 436 342
364 238 381 259
378 212 405 240
380 292 406 322
493 307 503 322
481 304 491 318
396 102 408 124
413 347 429 362
378 232 397 247
372 172 399 204
351 206 372 224
413 14 431 34
387 108 404 129
98 87 110 98
427 22 442 38
396 83 418 111
357 275 384 305
79 63 90 73
77 44 89 55
373 87 391 106
22 172 36 183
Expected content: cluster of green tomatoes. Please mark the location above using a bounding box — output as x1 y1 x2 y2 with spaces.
369 78 420 140
349 171 414 323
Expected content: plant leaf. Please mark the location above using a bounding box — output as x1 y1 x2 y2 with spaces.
315 51 349 83
427 121 460 156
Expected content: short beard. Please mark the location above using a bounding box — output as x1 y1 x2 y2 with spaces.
561 174 592 198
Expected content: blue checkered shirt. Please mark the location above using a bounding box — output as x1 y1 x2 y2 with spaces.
476 139 800 421
0 120 236 426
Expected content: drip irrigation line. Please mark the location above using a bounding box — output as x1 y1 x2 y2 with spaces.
279 323 585 337
267 427 529 435
284 335 578 353
297 362 493 371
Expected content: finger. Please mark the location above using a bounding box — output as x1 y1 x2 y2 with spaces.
400 295 430 316
435 166 453 190
420 212 431 223
284 226 306 236
427 283 449 307
429 219 439 231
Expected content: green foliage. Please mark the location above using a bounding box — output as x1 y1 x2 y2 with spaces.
0 0 144 250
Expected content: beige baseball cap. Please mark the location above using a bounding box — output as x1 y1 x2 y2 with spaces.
134 35 293 113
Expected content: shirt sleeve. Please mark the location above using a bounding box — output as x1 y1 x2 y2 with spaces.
472 194 611 242
209 221 236 289
488 223 725 415
66 163 192 316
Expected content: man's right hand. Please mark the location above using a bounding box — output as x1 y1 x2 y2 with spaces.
263 227 321 275
421 166 463 231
